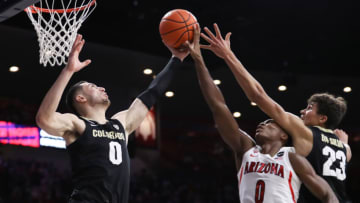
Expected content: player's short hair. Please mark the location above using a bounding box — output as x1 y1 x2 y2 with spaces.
65 81 87 116
308 93 347 129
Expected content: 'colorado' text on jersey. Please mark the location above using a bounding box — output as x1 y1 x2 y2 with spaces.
67 117 130 203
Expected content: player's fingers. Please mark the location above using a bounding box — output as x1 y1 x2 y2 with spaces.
74 35 83 48
200 44 212 50
225 32 232 42
184 41 193 49
193 24 201 42
77 39 86 52
200 33 213 44
82 59 92 67
196 23 201 32
214 23 223 39
70 35 81 53
183 42 191 53
203 26 217 41
75 34 82 43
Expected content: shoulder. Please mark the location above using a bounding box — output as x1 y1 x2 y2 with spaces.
64 113 86 133
63 113 85 124
63 113 80 120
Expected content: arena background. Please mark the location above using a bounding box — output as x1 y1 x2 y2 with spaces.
0 0 359 202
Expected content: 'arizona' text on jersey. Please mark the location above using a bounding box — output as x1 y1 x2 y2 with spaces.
238 146 301 203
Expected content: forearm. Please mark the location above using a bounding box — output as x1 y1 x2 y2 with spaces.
317 179 339 203
193 55 244 151
137 56 181 109
321 191 339 203
193 55 226 111
223 51 266 103
290 153 339 203
36 68 74 121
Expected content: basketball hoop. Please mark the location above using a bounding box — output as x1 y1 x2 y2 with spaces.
25 0 96 67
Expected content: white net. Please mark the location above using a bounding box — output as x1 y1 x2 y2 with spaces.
25 0 96 67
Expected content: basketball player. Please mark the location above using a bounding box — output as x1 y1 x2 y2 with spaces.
184 24 338 203
36 34 190 203
199 23 351 202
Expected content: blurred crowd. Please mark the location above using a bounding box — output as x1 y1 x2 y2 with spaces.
0 158 72 203
0 137 358 203
0 155 238 203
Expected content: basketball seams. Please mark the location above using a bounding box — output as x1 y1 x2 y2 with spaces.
175 10 191 45
173 30 193 47
161 18 186 23
160 22 197 36
159 9 197 48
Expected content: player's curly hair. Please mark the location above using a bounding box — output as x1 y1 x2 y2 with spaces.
65 81 87 116
307 93 347 129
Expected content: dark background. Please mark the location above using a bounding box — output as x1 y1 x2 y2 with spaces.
0 0 359 202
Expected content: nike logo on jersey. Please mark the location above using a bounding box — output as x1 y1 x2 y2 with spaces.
113 124 120 130
244 161 284 178
250 149 260 157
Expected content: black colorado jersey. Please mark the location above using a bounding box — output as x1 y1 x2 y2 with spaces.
298 126 348 203
67 117 130 203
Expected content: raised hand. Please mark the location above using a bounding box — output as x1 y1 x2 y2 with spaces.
163 40 190 62
201 23 232 59
184 24 202 60
65 34 92 73
334 129 349 144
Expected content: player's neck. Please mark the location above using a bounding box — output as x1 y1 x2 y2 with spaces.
259 142 283 157
81 107 108 124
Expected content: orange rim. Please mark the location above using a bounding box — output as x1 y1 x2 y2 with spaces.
25 0 96 13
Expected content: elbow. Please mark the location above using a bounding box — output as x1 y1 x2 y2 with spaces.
35 114 44 128
35 112 48 129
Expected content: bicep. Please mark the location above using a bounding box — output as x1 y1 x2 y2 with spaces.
38 113 80 137
112 98 148 135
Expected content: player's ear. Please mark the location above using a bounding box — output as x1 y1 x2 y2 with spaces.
280 132 288 143
75 94 87 103
319 114 328 125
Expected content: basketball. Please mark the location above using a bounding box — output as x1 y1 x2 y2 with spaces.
159 9 198 48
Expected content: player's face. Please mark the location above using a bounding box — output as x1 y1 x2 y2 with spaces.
81 82 110 105
255 119 286 142
300 102 322 126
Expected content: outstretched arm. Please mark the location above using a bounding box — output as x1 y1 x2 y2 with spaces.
112 43 189 139
185 24 254 169
289 152 339 203
36 34 91 139
201 23 313 156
